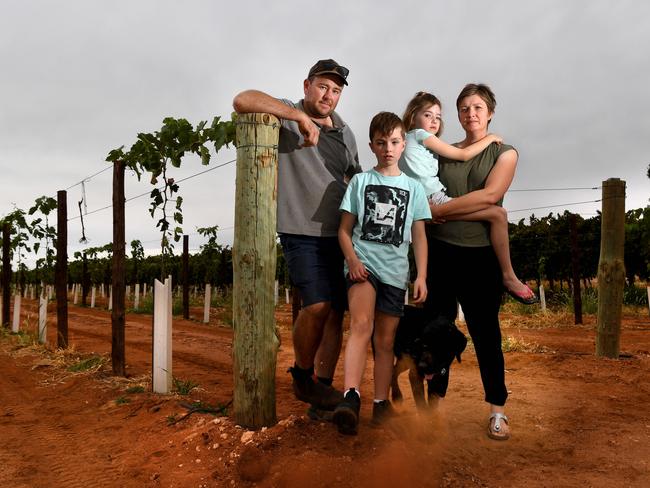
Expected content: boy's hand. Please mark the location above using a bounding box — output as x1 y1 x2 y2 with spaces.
411 277 428 304
347 257 369 282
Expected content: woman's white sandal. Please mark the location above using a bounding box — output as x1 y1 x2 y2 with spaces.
487 412 510 440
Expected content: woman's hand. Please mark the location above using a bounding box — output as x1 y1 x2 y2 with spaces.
429 203 446 224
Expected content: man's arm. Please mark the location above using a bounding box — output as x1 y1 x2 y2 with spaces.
232 90 319 146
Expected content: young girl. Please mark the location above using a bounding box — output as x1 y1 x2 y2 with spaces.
399 91 536 304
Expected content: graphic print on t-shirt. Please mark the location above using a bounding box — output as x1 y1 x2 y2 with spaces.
361 184 409 247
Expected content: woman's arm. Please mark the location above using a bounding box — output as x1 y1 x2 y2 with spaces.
410 220 428 304
338 211 368 282
430 148 518 219
423 133 502 162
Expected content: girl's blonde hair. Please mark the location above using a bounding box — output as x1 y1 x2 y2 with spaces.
402 91 444 135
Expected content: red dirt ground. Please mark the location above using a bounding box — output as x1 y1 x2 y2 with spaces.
1 298 649 487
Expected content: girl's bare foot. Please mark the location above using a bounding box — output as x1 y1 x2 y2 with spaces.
503 275 538 305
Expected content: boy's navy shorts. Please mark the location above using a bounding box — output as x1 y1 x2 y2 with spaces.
279 233 347 311
346 272 406 317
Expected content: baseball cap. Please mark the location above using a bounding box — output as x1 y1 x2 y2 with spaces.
308 59 349 85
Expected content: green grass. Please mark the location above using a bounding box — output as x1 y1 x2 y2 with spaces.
184 400 230 416
115 396 130 405
67 355 105 372
125 385 145 394
172 376 199 395
14 329 39 347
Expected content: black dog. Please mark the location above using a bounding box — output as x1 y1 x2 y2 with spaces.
390 305 467 409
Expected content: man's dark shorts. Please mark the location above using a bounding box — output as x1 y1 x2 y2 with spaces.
346 271 406 317
279 233 347 311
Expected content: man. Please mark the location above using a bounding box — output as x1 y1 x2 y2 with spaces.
233 59 360 410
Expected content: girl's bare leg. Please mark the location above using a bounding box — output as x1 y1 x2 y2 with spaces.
443 205 533 298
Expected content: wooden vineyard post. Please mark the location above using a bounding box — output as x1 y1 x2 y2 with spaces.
232 113 280 428
2 223 10 328
596 178 626 358
55 190 68 348
182 235 189 320
569 214 583 324
112 160 126 375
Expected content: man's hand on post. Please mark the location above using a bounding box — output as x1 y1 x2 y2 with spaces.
298 113 320 147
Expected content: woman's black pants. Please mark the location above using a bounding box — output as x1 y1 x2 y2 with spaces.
424 236 508 406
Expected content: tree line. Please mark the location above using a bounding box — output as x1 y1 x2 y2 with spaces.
1 206 648 294
508 208 649 288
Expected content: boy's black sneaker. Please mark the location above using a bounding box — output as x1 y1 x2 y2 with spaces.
288 367 343 410
371 400 397 426
333 388 361 435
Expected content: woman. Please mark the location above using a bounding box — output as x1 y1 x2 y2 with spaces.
424 83 516 441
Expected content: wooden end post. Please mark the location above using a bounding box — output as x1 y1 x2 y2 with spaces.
596 178 626 358
112 160 126 375
232 113 280 428
182 235 189 320
569 214 583 324
55 191 68 347
2 223 11 328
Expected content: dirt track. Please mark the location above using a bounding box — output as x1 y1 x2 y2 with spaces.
1 299 649 487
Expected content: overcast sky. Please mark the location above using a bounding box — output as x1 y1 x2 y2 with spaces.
2 0 649 266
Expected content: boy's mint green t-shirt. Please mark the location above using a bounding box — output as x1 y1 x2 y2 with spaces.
339 169 431 290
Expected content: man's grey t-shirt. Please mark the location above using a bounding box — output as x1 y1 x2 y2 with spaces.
277 99 361 237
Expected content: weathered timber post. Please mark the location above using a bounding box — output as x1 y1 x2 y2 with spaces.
112 160 126 375
55 191 68 347
2 223 11 328
596 178 626 358
232 113 280 428
569 214 583 324
182 235 189 320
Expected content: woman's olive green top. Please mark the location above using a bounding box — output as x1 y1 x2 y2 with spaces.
430 143 517 247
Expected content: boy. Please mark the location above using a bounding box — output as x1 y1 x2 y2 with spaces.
333 112 431 435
